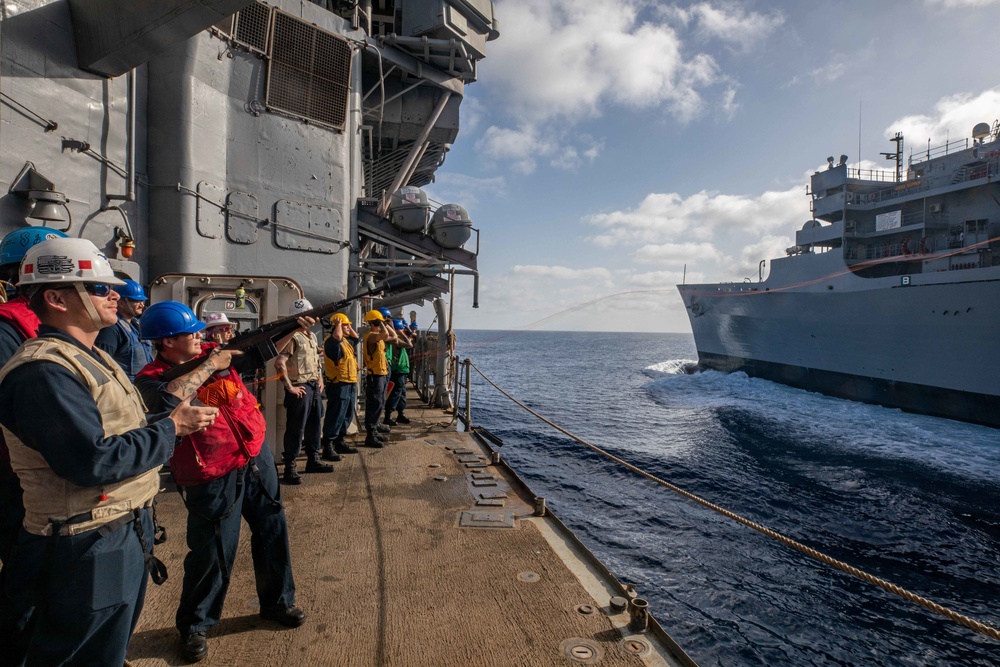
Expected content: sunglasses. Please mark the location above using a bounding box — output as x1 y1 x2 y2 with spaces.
55 283 115 297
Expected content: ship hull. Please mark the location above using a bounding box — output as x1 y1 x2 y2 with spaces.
678 258 1000 427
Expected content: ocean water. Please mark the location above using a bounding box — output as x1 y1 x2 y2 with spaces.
455 330 1000 666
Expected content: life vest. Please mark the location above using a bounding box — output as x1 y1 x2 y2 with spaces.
324 336 358 384
285 330 320 383
0 337 158 536
135 343 266 486
0 296 39 341
363 331 388 376
114 316 154 379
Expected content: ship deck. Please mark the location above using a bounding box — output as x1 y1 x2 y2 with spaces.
127 389 695 666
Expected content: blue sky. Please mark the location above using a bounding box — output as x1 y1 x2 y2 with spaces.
413 0 1000 333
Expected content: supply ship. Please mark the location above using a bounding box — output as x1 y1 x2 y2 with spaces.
678 127 1000 427
0 0 697 664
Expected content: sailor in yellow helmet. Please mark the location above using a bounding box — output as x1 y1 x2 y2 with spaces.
0 238 217 666
361 309 397 447
320 312 360 458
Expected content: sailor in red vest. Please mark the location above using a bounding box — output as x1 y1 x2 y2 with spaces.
0 226 68 665
134 301 315 663
0 238 217 666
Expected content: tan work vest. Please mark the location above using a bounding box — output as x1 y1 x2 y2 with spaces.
324 337 358 384
0 337 160 536
286 330 320 384
363 331 388 376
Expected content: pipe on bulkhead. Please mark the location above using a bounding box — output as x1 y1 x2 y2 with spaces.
107 68 136 203
432 297 453 409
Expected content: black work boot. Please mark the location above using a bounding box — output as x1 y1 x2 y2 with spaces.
282 460 302 485
333 437 358 454
396 413 411 424
383 415 397 426
181 631 208 663
376 423 391 433
365 430 384 448
321 440 342 462
305 458 334 473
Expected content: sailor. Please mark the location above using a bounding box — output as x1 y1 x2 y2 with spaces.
0 238 216 666
203 312 235 345
134 301 313 663
0 226 68 665
362 309 397 448
384 319 413 426
94 278 155 380
275 298 332 484
320 312 360 459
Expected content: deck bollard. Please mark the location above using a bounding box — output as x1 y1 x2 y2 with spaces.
628 597 649 633
533 496 547 517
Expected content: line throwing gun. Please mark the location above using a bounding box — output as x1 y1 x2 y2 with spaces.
158 274 414 383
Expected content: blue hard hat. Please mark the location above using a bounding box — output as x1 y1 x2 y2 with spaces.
140 301 207 339
0 226 69 266
410 322 418 330
393 318 406 330
378 307 392 319
116 279 147 301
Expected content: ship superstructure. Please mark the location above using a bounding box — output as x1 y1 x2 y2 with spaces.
679 124 1000 426
0 0 494 438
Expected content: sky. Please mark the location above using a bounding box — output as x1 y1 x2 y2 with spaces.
412 0 1000 333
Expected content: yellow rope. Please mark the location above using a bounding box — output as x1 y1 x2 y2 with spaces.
468 361 1000 643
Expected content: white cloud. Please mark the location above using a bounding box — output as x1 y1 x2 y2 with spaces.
633 242 723 265
425 172 507 209
512 265 613 282
925 0 1000 7
886 87 1000 147
663 2 785 52
586 186 804 247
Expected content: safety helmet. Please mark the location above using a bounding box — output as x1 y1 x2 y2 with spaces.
291 298 313 315
364 309 385 322
392 318 407 330
203 312 232 329
410 322 418 331
19 237 125 287
331 312 351 325
0 227 69 266
140 301 207 339
116 279 147 301
378 307 392 319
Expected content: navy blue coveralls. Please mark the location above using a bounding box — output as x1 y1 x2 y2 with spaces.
95 316 154 381
135 373 296 636
0 327 176 667
321 334 358 442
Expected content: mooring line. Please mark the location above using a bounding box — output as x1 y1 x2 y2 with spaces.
467 361 1000 643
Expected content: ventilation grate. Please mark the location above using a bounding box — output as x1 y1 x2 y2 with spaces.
266 10 351 131
233 1 271 54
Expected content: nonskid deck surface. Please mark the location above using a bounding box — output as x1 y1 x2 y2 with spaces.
127 393 675 666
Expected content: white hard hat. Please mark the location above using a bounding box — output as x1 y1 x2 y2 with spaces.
291 298 313 315
20 237 125 287
204 312 232 329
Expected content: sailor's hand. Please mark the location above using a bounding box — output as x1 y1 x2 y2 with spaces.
169 394 219 436
287 385 307 398
296 316 318 331
208 347 243 370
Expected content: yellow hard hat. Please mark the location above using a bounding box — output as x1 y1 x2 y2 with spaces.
331 312 351 325
364 309 385 322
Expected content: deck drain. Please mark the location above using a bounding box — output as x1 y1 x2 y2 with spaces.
620 638 651 656
559 638 603 664
428 463 441 468
576 604 596 615
517 571 540 583
433 476 448 481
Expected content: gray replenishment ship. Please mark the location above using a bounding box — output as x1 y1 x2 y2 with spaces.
678 125 1000 427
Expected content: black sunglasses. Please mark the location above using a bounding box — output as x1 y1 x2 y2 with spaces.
54 283 115 297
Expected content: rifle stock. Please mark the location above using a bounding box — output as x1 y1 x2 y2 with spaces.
157 274 414 383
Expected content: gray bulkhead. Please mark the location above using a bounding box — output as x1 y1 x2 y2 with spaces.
145 2 362 305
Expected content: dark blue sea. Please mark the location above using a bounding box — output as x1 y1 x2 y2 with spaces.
456 330 1000 666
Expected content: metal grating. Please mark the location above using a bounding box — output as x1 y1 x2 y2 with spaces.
266 10 351 131
363 139 447 198
233 1 271 54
